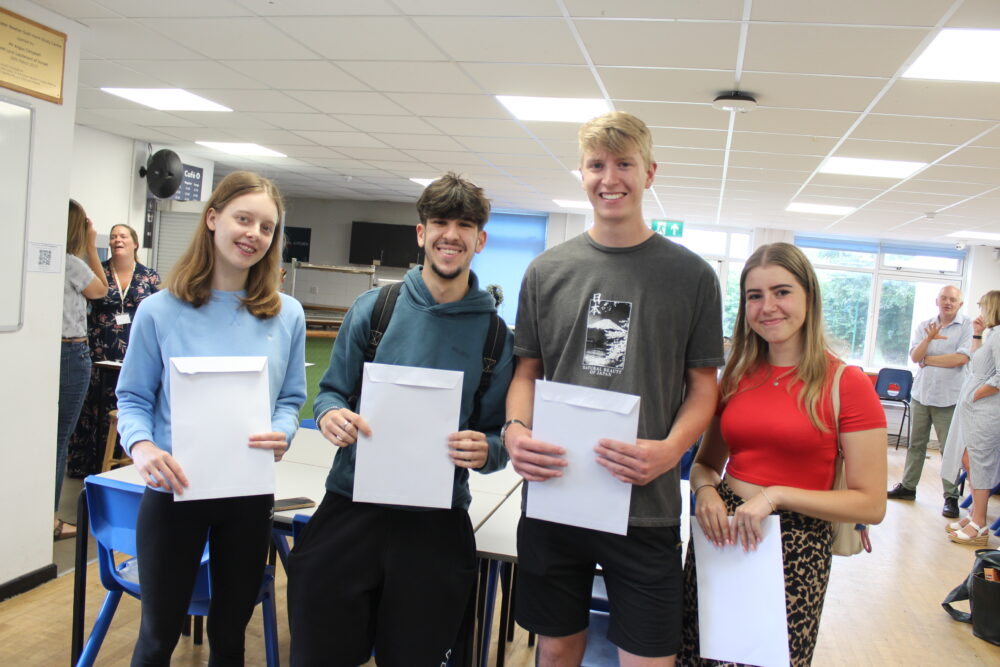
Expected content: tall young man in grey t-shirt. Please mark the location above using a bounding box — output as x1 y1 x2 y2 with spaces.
504 111 724 665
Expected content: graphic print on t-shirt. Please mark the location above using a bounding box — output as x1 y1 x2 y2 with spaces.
583 293 631 376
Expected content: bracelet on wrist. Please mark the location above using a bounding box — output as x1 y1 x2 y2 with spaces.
973 334 983 339
759 488 777 513
692 483 718 496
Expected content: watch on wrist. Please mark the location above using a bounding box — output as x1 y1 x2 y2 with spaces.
973 334 983 339
500 419 527 446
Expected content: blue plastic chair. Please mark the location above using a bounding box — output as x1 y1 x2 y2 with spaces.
874 368 913 449
76 476 280 667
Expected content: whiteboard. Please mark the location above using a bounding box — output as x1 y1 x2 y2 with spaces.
0 97 32 332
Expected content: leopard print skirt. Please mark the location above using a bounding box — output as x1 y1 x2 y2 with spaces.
678 480 833 667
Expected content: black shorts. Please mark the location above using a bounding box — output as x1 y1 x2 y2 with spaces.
515 516 683 658
286 491 477 667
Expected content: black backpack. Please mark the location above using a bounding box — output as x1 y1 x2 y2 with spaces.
348 281 506 429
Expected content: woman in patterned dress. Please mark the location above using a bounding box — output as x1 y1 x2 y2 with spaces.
66 224 159 477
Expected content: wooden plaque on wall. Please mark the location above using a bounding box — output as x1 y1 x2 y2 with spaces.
0 8 66 104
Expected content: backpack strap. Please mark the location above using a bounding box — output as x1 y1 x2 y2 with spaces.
348 282 401 409
468 312 506 430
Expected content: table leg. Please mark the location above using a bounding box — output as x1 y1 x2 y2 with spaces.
71 487 90 665
495 561 513 667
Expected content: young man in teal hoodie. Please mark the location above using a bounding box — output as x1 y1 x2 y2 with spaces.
287 173 514 667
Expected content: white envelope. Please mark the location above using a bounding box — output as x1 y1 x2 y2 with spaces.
352 362 462 509
692 515 790 667
526 380 638 535
169 356 274 501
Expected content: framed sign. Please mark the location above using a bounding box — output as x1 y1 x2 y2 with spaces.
0 8 66 104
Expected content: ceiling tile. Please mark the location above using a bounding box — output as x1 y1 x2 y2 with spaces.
740 72 887 112
939 146 1000 168
750 0 954 25
414 17 585 64
287 91 410 115
193 89 316 113
117 59 265 89
457 137 548 155
730 132 835 155
79 19 203 59
836 138 953 162
387 93 510 119
427 117 531 139
393 0 561 16
290 132 390 149
874 80 1000 121
270 17 444 60
577 20 740 68
614 102 729 130
401 150 489 166
852 114 994 145
137 17 320 59
566 0 742 20
601 68 738 104
236 0 398 15
947 0 1000 28
733 108 860 135
370 134 466 151
337 115 442 135
338 62 481 95
461 63 602 97
249 113 356 132
222 60 370 91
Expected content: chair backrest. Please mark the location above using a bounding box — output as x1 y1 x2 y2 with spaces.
85 476 144 591
874 368 914 401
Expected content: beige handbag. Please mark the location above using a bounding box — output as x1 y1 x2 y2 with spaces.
830 363 872 556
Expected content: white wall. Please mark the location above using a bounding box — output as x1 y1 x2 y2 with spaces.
0 1 84 589
966 245 1000 310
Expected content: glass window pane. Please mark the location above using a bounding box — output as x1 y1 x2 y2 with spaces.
723 262 743 338
729 233 750 259
674 228 728 256
882 253 960 273
873 280 951 368
802 246 876 269
816 269 872 363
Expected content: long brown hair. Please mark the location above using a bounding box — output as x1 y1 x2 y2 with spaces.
109 224 141 263
721 242 836 431
981 290 1000 329
167 171 285 319
67 200 88 258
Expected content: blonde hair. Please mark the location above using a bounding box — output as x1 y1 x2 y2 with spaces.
579 111 654 171
981 290 1000 329
722 242 836 431
109 224 141 263
167 171 285 319
67 200 88 258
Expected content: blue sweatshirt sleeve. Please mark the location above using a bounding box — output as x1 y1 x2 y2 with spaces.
273 299 307 444
474 328 514 474
116 296 164 454
313 292 375 423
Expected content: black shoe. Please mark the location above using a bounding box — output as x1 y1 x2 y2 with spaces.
942 497 960 518
887 483 916 500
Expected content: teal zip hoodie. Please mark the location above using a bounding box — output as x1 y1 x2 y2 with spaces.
314 266 514 510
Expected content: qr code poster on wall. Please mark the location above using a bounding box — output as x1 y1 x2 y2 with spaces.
27 242 62 273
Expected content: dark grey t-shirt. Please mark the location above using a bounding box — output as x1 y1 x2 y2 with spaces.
515 232 724 526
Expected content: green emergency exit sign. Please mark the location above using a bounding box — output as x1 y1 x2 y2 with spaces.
652 219 684 237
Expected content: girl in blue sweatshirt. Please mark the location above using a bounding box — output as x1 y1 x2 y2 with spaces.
116 171 306 665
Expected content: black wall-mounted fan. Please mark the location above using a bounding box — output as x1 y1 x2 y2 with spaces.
138 149 183 199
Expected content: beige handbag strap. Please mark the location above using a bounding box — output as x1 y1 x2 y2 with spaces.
831 363 846 454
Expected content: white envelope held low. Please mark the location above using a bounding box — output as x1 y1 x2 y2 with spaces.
691 515 790 667
527 380 639 535
352 362 462 509
169 356 274 502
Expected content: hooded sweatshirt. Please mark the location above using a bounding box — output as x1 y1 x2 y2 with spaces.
315 266 514 510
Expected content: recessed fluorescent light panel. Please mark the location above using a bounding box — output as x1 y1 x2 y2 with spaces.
410 178 434 187
819 156 926 179
570 170 582 181
947 230 1000 242
553 199 592 210
196 142 285 157
786 202 856 216
497 96 611 123
101 88 231 112
903 29 1000 83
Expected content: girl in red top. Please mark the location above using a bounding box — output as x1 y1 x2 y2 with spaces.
681 243 887 666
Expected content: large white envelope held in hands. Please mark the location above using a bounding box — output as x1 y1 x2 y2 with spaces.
353 362 462 509
169 356 274 501
527 380 639 535
692 515 789 667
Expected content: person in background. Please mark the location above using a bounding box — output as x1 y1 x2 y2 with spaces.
116 171 306 664
67 223 160 478
505 111 723 666
682 243 886 666
55 200 109 540
942 290 1000 546
887 285 971 518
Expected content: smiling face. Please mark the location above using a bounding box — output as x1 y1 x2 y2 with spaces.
416 217 485 283
744 264 809 358
580 144 656 226
109 225 138 262
205 191 278 290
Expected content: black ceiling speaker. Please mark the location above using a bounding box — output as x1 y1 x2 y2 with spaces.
139 149 183 199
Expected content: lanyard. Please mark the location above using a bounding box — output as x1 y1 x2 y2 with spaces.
111 263 134 314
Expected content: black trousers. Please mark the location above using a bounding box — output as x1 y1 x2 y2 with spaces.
287 491 477 667
131 489 273 667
